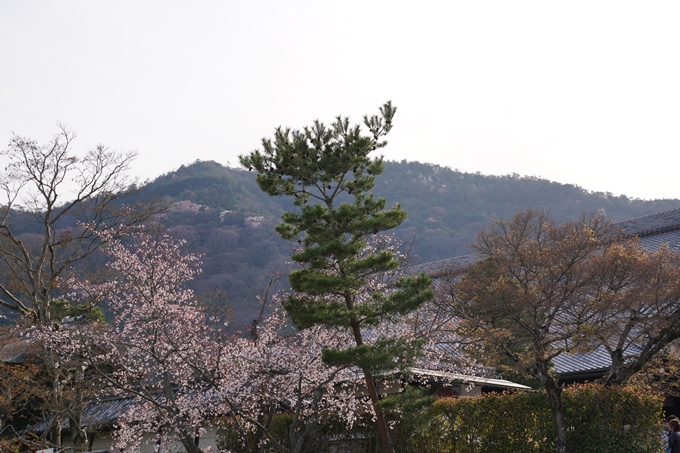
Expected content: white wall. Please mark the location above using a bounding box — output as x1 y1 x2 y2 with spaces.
59 425 219 453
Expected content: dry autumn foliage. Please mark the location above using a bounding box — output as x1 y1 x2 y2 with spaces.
436 208 680 453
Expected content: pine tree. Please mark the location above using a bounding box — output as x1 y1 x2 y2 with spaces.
239 102 433 453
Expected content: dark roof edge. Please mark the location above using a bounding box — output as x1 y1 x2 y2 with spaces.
556 368 607 381
411 253 481 277
622 223 680 238
616 207 680 237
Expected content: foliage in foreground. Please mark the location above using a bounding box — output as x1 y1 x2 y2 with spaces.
217 384 664 453
38 230 373 453
240 101 434 453
436 208 680 453
410 384 664 453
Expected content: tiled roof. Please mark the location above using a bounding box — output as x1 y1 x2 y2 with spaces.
617 207 680 239
552 347 610 374
637 229 680 253
552 344 643 376
0 341 34 364
29 396 136 434
410 254 480 278
415 208 680 380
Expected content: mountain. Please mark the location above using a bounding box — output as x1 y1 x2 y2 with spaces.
372 160 680 262
137 159 680 322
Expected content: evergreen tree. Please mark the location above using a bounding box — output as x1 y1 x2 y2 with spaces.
239 102 433 453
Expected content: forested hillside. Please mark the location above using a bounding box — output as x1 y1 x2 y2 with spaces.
374 161 680 261
136 159 680 321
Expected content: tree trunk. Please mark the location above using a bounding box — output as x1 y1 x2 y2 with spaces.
48 416 62 450
348 313 394 453
69 414 87 452
362 368 395 453
180 434 202 453
48 366 63 449
544 379 568 453
70 369 88 452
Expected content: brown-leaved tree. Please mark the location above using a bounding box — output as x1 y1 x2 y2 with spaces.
436 208 680 453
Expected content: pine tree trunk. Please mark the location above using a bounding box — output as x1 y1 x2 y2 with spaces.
348 316 395 453
362 368 395 453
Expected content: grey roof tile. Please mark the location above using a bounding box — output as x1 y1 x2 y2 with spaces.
416 208 680 379
617 207 680 238
552 344 643 376
0 341 34 364
410 254 480 277
637 229 680 253
30 397 137 434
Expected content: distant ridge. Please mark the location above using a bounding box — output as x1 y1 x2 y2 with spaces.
101 160 680 319
3 159 679 325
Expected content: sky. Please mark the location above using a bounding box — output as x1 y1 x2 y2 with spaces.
1 1 679 200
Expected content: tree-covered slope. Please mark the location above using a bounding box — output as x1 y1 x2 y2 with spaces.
136 159 679 321
373 160 680 261
6 159 672 325
141 159 294 213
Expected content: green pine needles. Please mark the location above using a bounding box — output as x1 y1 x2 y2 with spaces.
240 102 433 453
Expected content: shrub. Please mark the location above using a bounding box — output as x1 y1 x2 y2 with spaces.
401 384 663 453
216 384 663 453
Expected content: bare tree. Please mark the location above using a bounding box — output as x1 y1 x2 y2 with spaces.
0 125 165 450
438 209 616 453
0 125 164 326
587 238 680 385
437 209 680 453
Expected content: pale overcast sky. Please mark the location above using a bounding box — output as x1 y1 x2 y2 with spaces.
1 1 679 199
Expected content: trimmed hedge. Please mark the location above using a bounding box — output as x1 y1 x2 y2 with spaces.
406 384 664 453
216 384 664 453
563 385 664 453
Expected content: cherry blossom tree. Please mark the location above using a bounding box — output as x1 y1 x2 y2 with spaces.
39 229 217 453
44 230 373 453
219 310 369 453
0 126 166 449
39 226 475 453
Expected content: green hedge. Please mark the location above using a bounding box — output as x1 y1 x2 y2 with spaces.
216 384 664 453
406 384 664 453
563 385 664 453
